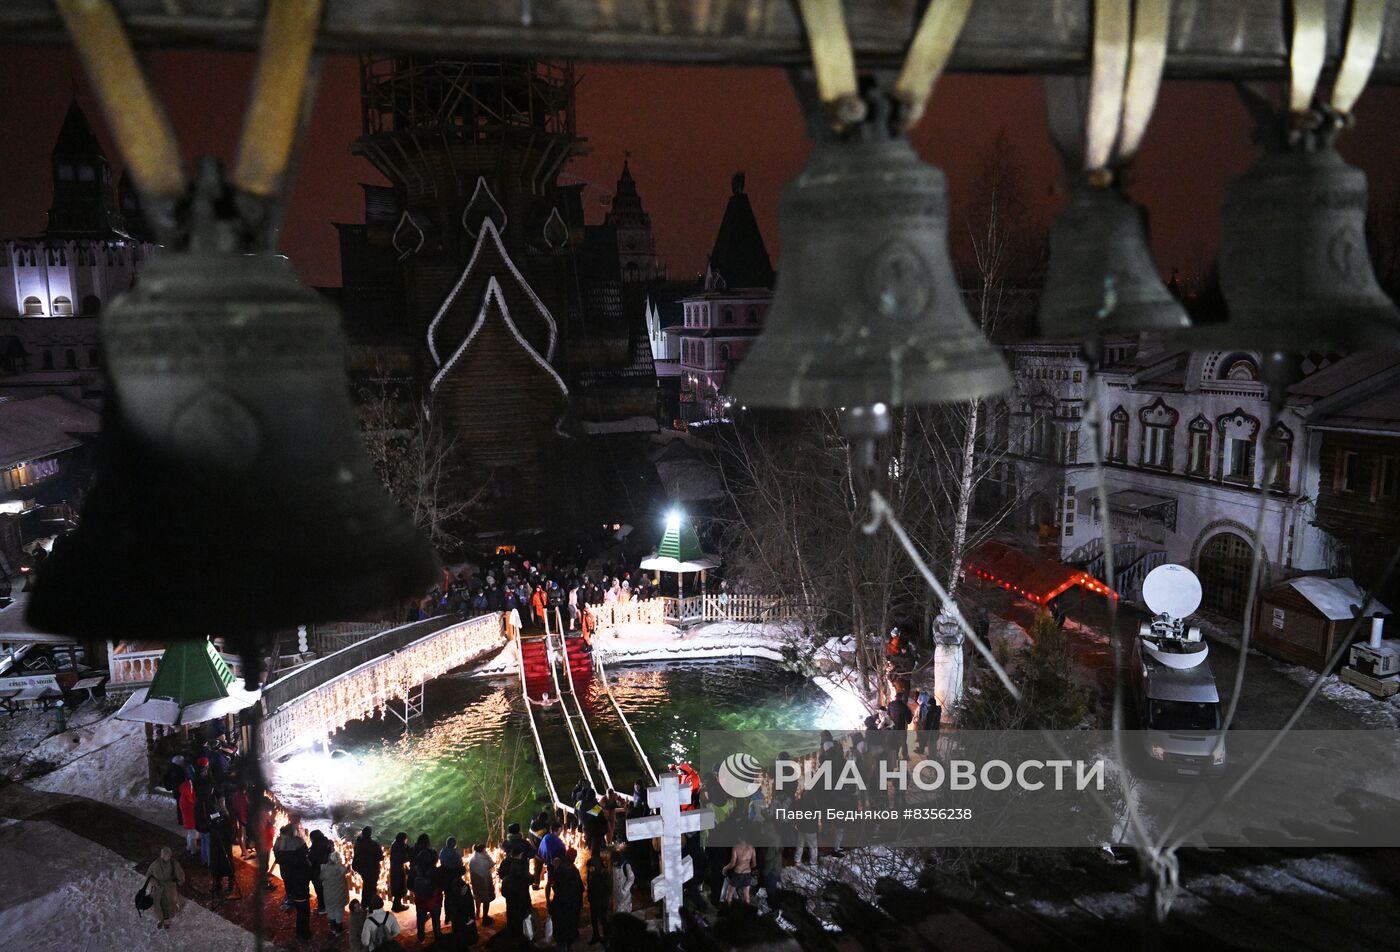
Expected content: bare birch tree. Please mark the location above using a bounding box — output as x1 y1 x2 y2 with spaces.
356 365 483 552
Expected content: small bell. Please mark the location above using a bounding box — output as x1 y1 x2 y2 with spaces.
28 249 439 640
1037 183 1190 340
731 107 1011 409
1197 139 1400 353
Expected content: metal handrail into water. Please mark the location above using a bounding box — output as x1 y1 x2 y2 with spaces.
552 608 615 794
591 649 659 787
542 618 599 795
515 636 571 816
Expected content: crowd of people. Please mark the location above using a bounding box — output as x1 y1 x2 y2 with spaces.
136 541 953 946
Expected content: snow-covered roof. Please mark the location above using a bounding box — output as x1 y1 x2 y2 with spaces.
1285 576 1390 620
115 682 261 726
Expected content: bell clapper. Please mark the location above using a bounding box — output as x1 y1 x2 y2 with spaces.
841 403 892 496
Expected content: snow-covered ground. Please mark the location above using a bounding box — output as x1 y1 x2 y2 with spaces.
20 711 181 830
0 817 257 952
1196 615 1400 730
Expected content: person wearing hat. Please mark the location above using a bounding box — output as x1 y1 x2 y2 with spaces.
145 846 185 930
469 843 496 925
319 849 350 934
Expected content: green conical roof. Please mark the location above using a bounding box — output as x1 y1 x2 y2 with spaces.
147 638 236 706
656 517 705 563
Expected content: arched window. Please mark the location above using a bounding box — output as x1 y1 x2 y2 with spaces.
721 306 735 326
1107 407 1129 463
42 350 54 371
717 343 732 365
1265 423 1293 491
52 295 73 316
64 349 77 370
746 306 759 324
22 296 43 316
1217 409 1261 485
87 348 100 368
1138 398 1178 470
81 295 101 315
1187 415 1212 477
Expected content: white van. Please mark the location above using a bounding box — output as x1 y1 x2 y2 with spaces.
1132 631 1226 776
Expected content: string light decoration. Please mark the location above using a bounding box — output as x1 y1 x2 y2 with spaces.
273 614 506 753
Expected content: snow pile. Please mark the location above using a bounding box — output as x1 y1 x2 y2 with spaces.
27 716 180 830
598 620 795 665
0 818 256 952
0 703 109 777
1275 664 1400 730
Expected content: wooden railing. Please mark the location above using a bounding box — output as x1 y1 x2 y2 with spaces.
591 593 788 630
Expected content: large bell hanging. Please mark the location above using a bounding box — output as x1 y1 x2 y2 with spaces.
730 133 1011 408
1037 184 1190 340
1205 142 1400 353
27 252 439 641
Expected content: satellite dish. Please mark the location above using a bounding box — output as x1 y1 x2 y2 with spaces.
1142 563 1202 621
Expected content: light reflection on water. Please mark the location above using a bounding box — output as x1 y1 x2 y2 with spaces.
269 658 840 847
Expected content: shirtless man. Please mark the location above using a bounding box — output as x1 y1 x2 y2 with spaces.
721 831 756 905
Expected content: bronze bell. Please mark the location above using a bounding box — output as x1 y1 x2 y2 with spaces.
27 251 439 641
730 126 1011 408
1205 141 1400 353
1037 183 1190 340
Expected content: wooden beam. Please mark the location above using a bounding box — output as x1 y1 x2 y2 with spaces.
5 0 1400 84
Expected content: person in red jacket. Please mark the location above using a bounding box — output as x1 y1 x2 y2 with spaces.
580 605 596 649
178 778 199 857
530 585 548 630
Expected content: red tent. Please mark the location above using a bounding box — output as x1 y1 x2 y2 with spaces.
964 540 1117 605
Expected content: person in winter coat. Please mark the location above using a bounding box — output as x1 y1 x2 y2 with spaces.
320 850 350 933
439 835 464 878
145 846 185 930
443 871 475 942
412 842 442 942
307 828 334 913
388 832 410 912
468 842 496 924
282 848 314 941
610 846 635 914
531 584 549 629
178 778 199 857
352 827 383 895
501 856 533 939
548 853 584 951
585 852 612 946
206 800 236 899
273 824 308 900
360 894 402 951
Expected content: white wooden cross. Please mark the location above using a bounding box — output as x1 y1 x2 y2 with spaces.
624 771 716 932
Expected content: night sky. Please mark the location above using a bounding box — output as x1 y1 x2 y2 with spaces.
4 46 1400 289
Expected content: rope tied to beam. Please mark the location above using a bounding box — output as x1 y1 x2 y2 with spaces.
1289 0 1387 140
794 0 974 132
56 0 326 245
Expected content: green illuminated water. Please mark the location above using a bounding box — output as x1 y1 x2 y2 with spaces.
273 659 842 847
